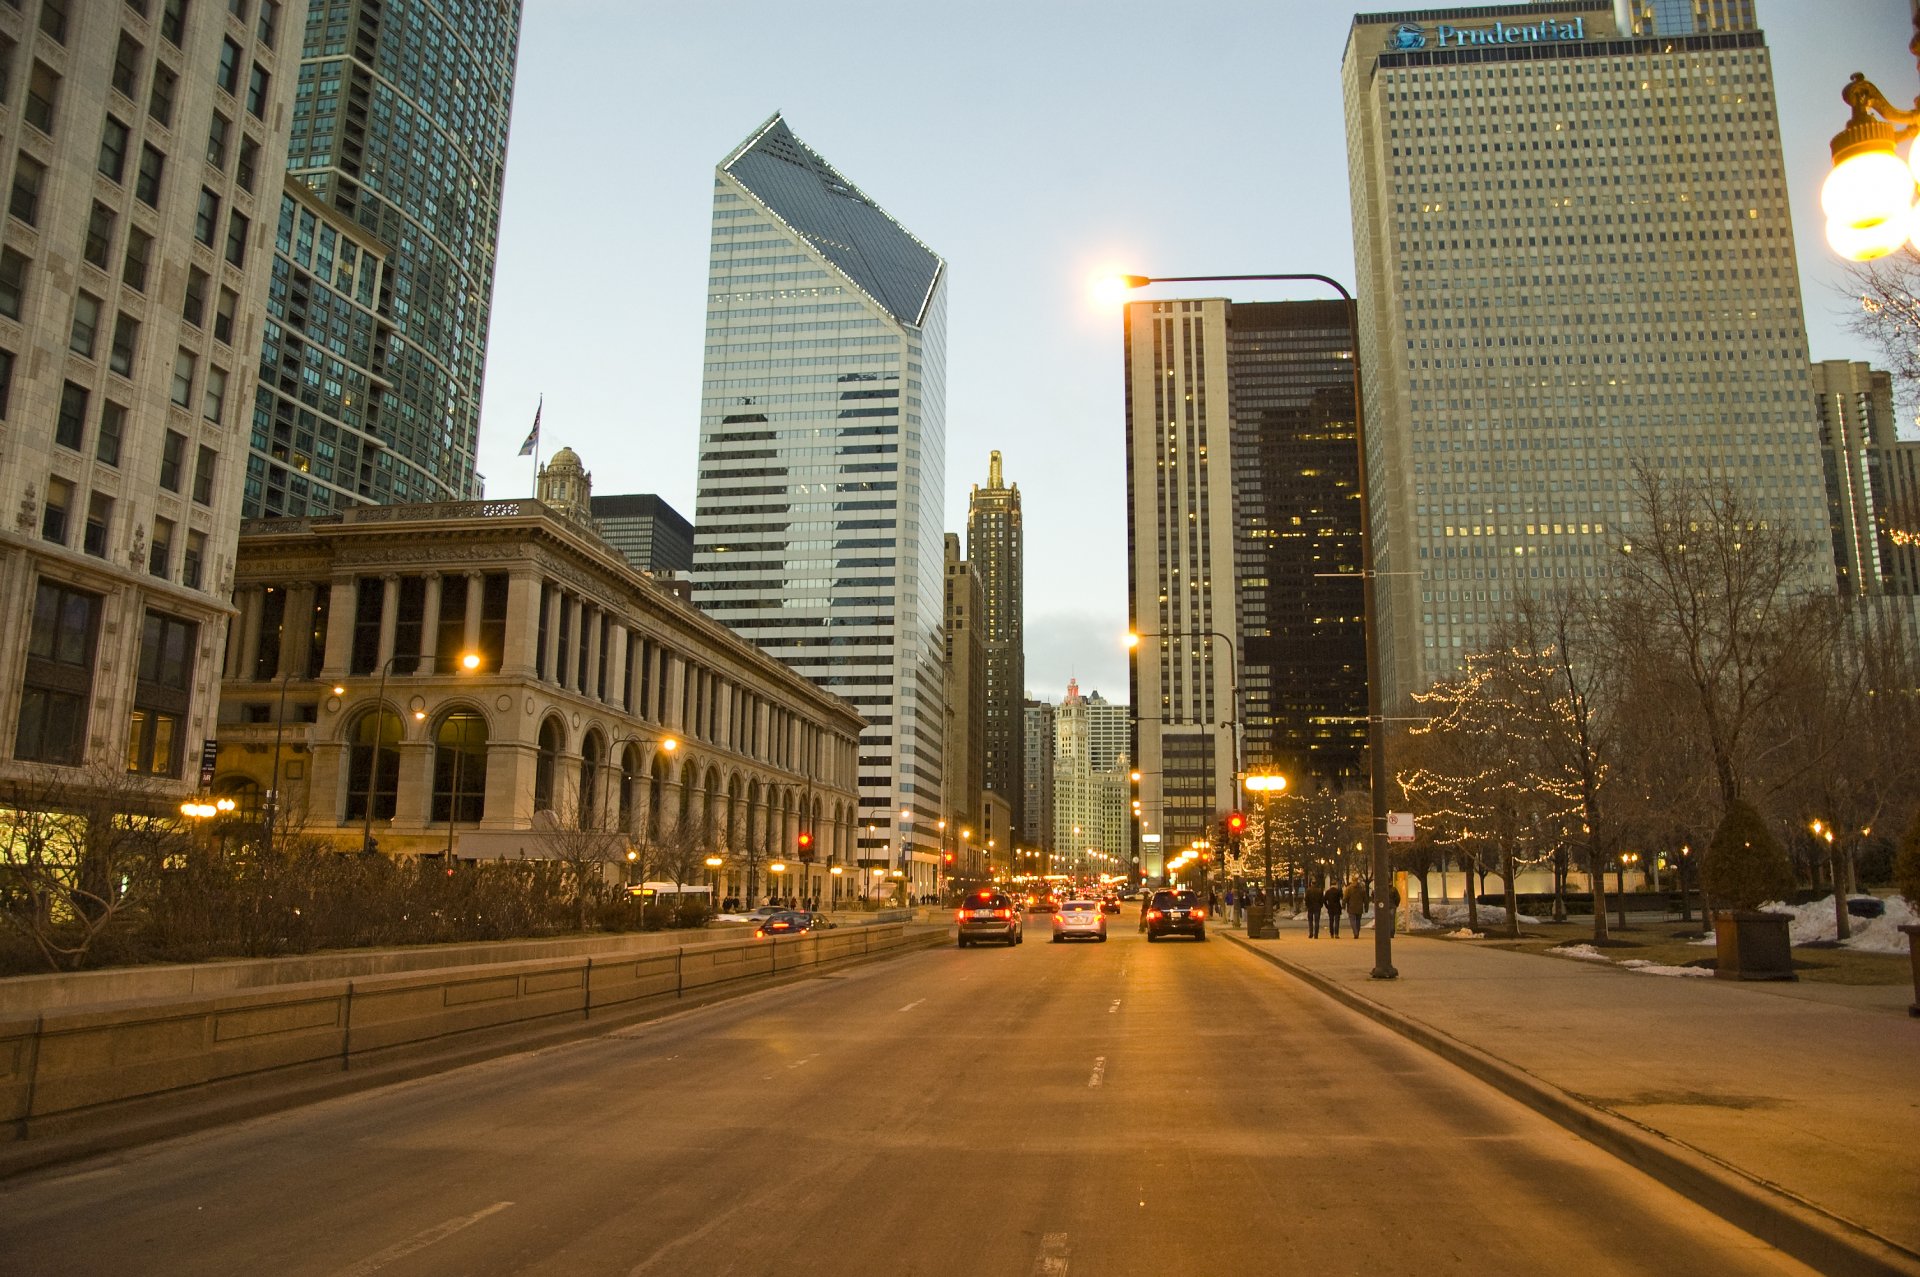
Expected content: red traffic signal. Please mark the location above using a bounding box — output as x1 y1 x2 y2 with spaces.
1226 811 1247 836
797 830 814 852
943 851 955 863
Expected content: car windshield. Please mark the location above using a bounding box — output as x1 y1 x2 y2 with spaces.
969 896 1009 910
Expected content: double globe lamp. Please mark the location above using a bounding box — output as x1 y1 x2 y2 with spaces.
1821 59 1920 261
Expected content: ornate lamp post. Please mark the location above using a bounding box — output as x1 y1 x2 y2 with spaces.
1120 271 1394 980
1818 17 1920 260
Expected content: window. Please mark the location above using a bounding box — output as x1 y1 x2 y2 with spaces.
96 400 125 465
122 227 153 291
135 144 164 206
10 154 47 225
37 0 67 44
69 293 101 357
160 0 185 45
182 529 205 589
0 247 22 317
159 429 184 489
215 36 239 93
205 110 229 167
41 475 72 543
234 135 257 192
0 34 13 103
147 63 176 126
83 202 115 268
171 348 194 407
202 364 225 423
214 286 236 343
183 267 207 325
0 348 13 419
149 515 173 577
223 209 248 267
83 491 111 557
255 0 277 46
15 580 101 766
109 313 139 376
25 60 58 133
111 33 142 98
226 0 244 17
346 710 400 823
127 610 196 776
432 712 488 823
244 63 268 119
54 381 86 449
98 115 131 181
194 187 219 245
192 444 216 503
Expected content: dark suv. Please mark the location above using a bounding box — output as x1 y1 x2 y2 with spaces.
955 889 1024 947
1143 889 1207 942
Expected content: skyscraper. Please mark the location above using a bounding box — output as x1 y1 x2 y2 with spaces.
1022 698 1056 855
942 533 986 837
692 114 948 899
1342 1 1832 710
247 0 521 516
0 1 297 796
1052 679 1129 882
590 493 694 576
1811 360 1920 597
966 450 1024 831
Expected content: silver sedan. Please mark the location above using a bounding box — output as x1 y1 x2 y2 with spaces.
1051 899 1108 943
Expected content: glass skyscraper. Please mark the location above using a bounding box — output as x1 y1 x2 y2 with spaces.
692 114 949 899
246 0 520 517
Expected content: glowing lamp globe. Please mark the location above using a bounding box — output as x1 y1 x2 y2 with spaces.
1820 147 1912 232
1826 212 1911 262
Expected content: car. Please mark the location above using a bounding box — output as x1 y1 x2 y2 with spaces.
956 889 1024 947
755 910 825 937
1052 899 1107 942
1144 888 1207 941
1025 895 1059 914
715 904 787 924
1099 897 1121 915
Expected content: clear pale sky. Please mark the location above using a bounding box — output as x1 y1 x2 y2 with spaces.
473 0 1911 706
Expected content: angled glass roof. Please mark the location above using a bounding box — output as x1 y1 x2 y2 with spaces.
722 114 944 327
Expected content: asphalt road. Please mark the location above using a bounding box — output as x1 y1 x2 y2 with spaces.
0 924 1816 1276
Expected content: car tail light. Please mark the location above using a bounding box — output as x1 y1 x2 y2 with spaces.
1193 909 1207 920
1146 909 1163 921
955 910 967 923
754 929 766 938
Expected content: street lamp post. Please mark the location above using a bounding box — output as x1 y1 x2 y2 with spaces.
1121 272 1394 980
1818 16 1920 261
1244 773 1288 935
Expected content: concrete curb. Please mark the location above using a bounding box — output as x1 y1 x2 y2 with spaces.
0 927 949 1182
1222 931 1920 1277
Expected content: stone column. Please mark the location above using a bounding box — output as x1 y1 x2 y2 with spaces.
607 625 630 712
541 585 562 683
420 573 442 666
501 571 540 678
664 654 686 732
237 586 264 682
464 571 484 654
585 606 603 701
377 575 400 670
323 575 356 676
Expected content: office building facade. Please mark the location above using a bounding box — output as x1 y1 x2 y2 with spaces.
1051 679 1129 884
1341 1 1832 710
966 449 1024 832
1022 697 1055 855
247 0 520 517
690 114 948 898
591 493 694 576
1810 360 1919 597
941 532 986 843
0 1 297 801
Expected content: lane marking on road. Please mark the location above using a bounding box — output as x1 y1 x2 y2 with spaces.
1108 999 1121 1014
899 998 925 1012
787 1053 819 1070
1031 1231 1070 1275
327 1201 513 1277
1088 1056 1106 1088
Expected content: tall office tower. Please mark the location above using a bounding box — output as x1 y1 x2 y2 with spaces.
1051 679 1129 880
1811 360 1920 596
1618 0 1753 36
247 0 521 516
1342 2 1832 711
942 533 986 835
590 493 694 576
965 450 1024 831
0 3 298 798
1022 698 1055 854
692 114 949 899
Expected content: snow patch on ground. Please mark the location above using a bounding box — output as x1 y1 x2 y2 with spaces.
1686 895 1913 953
1404 911 1443 932
1547 943 1612 962
1432 903 1540 928
1446 928 1484 939
1618 958 1714 977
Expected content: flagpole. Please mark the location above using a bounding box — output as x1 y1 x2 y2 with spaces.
526 394 542 498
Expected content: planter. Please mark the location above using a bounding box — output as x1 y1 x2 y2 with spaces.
1713 910 1796 981
1245 905 1277 940
1903 924 1919 1018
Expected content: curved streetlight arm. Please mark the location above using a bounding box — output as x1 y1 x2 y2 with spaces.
1121 273 1353 304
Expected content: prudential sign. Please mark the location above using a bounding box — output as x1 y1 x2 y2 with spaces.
1389 16 1586 50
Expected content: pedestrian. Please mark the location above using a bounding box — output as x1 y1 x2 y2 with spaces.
1323 880 1342 938
1226 887 1238 927
1305 879 1325 938
1346 881 1366 937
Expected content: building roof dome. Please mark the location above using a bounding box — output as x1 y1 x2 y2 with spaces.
547 446 583 471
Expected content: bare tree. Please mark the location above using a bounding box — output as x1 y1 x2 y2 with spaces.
539 801 625 933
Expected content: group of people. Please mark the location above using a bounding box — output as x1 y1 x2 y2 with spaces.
1304 880 1371 938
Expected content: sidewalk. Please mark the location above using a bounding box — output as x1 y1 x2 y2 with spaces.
1224 915 1920 1277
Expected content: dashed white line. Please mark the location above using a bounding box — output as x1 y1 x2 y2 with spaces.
1031 1230 1070 1275
1088 1056 1106 1088
1108 999 1121 1014
327 1202 513 1277
787 1053 818 1070
899 998 925 1012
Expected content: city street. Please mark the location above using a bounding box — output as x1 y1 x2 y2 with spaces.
0 928 1814 1276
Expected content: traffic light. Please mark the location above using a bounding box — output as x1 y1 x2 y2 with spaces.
943 851 955 864
1226 811 1247 837
797 830 814 857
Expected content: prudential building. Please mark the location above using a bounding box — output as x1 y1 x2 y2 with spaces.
692 114 949 899
1341 1 1831 711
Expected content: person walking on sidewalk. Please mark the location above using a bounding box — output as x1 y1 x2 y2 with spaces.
1346 880 1367 937
1323 880 1342 939
1305 880 1325 938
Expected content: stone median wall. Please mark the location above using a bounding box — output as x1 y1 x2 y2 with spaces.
0 924 916 1143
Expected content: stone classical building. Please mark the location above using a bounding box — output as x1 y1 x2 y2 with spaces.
215 481 865 908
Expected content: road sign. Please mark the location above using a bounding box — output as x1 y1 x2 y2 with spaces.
1387 811 1415 842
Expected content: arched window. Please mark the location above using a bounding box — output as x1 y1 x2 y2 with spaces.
618 744 640 830
346 709 401 822
535 717 562 813
579 732 602 829
432 710 487 823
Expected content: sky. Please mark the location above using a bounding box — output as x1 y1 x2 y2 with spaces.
472 0 1912 707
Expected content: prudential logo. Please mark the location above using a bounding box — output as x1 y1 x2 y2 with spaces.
1391 23 1427 49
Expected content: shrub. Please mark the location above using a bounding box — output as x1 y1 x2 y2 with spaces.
1702 799 1794 912
1894 810 1920 908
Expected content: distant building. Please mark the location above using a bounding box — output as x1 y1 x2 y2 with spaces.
942 534 986 844
1052 680 1129 883
967 451 1024 834
591 493 692 576
1022 699 1055 854
1811 360 1920 597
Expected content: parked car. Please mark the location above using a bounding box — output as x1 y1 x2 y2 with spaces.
1052 899 1107 943
1143 888 1207 941
755 910 825 937
956 889 1024 947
